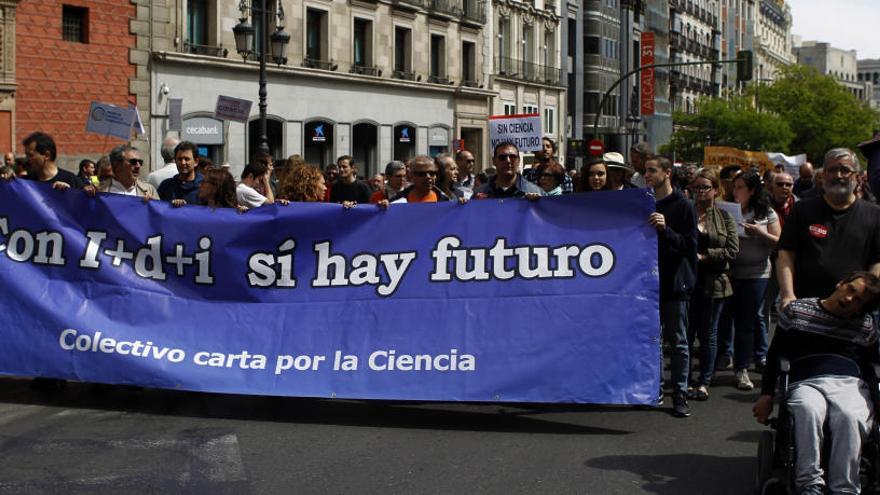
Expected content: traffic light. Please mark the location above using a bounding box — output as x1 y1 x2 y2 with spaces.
737 50 753 83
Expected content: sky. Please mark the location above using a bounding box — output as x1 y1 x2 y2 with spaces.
788 0 880 59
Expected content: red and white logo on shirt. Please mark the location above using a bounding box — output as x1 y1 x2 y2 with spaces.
809 224 829 239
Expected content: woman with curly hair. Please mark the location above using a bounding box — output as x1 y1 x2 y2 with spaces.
197 168 240 209
279 164 328 202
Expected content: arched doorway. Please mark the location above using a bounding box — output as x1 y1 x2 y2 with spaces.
247 118 284 162
352 122 378 177
304 120 335 169
393 124 416 161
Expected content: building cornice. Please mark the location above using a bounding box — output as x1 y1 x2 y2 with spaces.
153 51 499 98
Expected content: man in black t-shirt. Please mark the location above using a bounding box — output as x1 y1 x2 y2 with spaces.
777 148 880 306
329 155 371 204
20 132 84 190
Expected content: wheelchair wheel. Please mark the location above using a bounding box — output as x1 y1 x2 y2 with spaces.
756 430 776 495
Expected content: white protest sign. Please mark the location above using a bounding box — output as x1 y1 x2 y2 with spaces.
85 102 136 141
129 104 145 135
767 152 807 178
488 113 543 152
716 200 745 236
214 95 253 123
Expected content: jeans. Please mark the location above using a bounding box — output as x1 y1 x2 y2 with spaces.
763 261 779 328
731 278 769 370
660 299 690 395
717 296 734 360
687 294 725 387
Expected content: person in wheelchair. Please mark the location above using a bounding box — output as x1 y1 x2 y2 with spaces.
753 271 880 494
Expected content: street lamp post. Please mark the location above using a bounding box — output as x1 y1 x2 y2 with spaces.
233 0 290 156
625 113 642 151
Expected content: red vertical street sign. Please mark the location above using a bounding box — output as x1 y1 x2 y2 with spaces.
640 32 656 117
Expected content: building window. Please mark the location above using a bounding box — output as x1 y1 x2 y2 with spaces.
498 18 511 61
62 5 88 43
544 107 556 134
462 41 476 85
584 36 600 55
353 18 373 67
394 26 412 74
254 1 278 56
585 92 599 114
503 102 516 115
187 0 207 46
523 24 534 63
306 9 328 62
543 29 555 68
523 104 539 115
430 34 446 80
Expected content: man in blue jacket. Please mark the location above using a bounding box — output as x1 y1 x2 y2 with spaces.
158 141 203 207
646 156 698 417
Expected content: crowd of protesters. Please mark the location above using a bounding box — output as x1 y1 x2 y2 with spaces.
7 130 880 424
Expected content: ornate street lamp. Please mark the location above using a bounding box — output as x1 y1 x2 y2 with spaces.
625 113 642 150
233 0 290 155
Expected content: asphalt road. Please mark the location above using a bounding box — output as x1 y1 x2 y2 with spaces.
0 366 765 495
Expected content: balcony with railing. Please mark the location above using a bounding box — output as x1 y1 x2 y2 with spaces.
431 0 461 16
350 64 381 76
428 74 453 84
494 57 562 86
461 0 486 23
392 69 420 81
392 0 486 24
303 58 338 71
183 41 228 58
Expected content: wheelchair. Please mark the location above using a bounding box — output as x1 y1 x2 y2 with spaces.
755 358 880 495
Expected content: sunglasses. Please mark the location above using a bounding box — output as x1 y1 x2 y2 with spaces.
693 185 713 192
774 182 793 187
413 170 438 177
127 158 144 166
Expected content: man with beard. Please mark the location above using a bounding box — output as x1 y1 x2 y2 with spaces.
777 148 880 308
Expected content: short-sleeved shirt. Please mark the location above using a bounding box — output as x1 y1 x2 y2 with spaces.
330 179 371 204
236 183 267 208
777 196 880 299
731 208 778 280
22 168 84 189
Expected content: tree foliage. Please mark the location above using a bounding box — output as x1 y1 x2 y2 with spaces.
662 96 793 162
758 65 878 164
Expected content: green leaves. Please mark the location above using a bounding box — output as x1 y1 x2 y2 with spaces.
665 66 879 164
759 65 876 164
664 96 792 162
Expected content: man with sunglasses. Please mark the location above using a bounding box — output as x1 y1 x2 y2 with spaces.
473 142 542 199
770 172 797 230
99 144 157 199
455 150 476 192
391 155 452 203
777 148 880 309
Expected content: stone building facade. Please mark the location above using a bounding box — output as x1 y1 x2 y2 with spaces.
668 0 720 113
751 0 793 81
488 0 565 165
137 0 495 177
796 41 872 104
